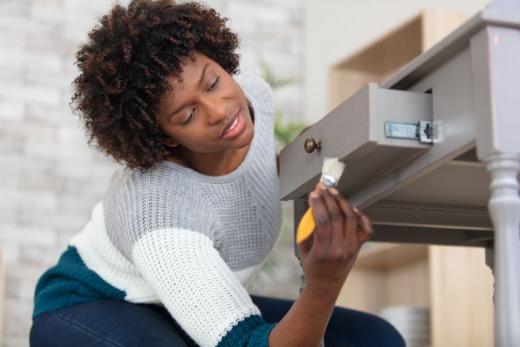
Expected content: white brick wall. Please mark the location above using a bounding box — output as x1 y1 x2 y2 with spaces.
0 0 303 345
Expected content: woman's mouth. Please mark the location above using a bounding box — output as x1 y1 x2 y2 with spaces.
220 110 245 139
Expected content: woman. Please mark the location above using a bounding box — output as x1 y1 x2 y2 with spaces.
30 1 405 346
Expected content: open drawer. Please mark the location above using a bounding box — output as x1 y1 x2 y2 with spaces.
279 84 433 201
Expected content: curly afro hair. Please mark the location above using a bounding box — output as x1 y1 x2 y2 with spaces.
71 0 240 170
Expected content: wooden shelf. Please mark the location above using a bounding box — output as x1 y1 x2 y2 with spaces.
357 243 428 271
328 9 466 111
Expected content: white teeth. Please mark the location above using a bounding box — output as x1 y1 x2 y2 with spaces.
226 116 238 133
230 117 238 129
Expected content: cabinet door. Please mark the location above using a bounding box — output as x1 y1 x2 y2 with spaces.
279 84 433 200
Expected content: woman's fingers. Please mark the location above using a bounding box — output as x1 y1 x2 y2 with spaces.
354 208 375 244
319 184 344 243
305 184 374 257
308 187 332 247
330 188 358 243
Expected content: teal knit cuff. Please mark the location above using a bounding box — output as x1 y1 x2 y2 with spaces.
217 314 277 347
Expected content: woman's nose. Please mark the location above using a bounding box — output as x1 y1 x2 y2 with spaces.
203 96 227 125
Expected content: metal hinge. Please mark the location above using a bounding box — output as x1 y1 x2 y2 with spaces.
384 121 433 144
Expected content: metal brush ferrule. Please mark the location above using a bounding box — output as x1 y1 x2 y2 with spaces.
321 174 338 188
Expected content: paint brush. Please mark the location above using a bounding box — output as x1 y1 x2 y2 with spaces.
296 157 346 244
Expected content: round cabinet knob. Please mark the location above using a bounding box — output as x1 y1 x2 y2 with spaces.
304 138 321 153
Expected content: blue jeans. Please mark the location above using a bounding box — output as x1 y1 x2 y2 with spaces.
30 296 405 347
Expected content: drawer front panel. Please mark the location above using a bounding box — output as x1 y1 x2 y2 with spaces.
280 84 432 200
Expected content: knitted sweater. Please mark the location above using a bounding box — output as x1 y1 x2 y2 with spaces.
32 72 283 347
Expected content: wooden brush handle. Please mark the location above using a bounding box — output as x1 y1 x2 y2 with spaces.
296 207 315 244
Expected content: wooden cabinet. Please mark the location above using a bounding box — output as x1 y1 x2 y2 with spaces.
337 244 494 347
328 9 467 111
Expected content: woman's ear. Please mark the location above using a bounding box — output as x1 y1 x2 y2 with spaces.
161 136 179 149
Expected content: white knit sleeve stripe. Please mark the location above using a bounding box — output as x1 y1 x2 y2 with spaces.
132 229 263 347
69 202 159 303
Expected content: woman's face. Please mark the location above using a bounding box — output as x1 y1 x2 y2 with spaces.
156 52 254 160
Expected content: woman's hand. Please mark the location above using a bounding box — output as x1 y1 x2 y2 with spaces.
269 185 373 347
297 183 374 298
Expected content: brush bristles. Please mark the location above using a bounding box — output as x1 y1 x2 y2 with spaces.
320 157 346 188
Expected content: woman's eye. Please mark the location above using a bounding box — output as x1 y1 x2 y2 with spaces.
182 107 196 125
208 76 220 91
